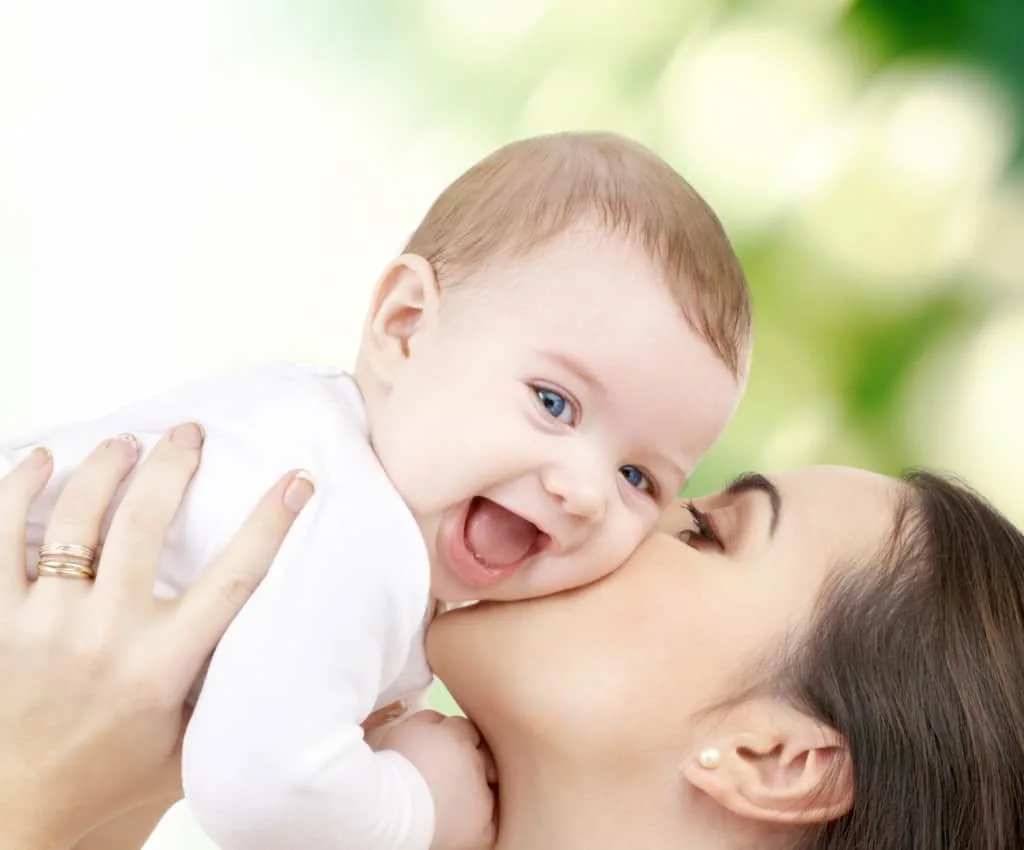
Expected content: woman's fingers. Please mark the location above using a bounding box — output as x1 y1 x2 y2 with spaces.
32 436 139 602
0 448 54 598
173 470 313 664
97 423 204 595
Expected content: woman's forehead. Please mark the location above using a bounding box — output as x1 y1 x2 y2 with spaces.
659 466 901 545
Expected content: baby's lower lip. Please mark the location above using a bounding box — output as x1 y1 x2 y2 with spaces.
438 506 500 590
441 501 536 590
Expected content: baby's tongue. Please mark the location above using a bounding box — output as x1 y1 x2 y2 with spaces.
464 498 538 568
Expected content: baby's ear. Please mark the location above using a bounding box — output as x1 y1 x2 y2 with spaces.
360 254 441 390
682 699 852 827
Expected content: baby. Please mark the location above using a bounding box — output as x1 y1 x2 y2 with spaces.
3 132 751 850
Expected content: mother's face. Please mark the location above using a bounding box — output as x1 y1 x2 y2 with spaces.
427 465 902 760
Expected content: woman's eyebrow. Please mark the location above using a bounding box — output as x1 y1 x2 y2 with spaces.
724 472 782 537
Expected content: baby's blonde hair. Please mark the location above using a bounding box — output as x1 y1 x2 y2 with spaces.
403 132 751 377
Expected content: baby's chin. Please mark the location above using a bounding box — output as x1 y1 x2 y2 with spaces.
432 561 530 605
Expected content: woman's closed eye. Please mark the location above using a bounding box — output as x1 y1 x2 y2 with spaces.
678 502 722 550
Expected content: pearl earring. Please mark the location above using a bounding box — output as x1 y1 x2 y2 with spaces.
698 748 721 770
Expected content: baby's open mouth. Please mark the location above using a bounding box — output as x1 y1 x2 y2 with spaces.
462 496 546 570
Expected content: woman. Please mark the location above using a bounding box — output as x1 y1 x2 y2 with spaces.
0 428 313 850
5 452 1023 848
427 465 1024 850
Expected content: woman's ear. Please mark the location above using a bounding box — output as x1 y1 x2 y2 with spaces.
360 254 441 391
682 699 853 826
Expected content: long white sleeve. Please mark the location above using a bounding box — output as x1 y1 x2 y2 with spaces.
1 364 436 850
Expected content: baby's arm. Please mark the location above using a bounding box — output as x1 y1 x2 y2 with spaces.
378 712 498 850
3 368 437 850
181 462 436 850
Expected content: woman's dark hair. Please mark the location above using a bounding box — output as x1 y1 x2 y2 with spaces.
790 470 1024 850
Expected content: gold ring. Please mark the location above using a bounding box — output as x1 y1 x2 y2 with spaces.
39 542 97 563
36 559 96 580
36 542 97 581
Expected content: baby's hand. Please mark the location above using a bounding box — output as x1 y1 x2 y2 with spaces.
381 710 496 850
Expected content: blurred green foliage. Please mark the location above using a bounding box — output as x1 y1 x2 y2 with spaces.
277 0 1023 510
851 0 1024 164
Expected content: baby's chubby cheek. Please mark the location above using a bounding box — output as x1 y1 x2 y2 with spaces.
369 436 444 520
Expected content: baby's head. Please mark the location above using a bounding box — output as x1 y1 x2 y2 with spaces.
356 132 750 603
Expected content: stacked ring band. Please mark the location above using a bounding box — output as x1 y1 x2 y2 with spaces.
35 542 97 581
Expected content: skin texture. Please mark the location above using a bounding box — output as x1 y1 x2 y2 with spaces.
356 225 742 603
427 465 902 850
0 429 311 850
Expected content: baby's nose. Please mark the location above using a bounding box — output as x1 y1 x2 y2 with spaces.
541 465 607 524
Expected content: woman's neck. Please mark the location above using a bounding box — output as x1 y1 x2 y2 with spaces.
494 774 656 850
492 752 794 850
492 754 688 850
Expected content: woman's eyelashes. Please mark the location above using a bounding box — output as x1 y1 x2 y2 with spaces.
532 385 579 426
679 501 723 549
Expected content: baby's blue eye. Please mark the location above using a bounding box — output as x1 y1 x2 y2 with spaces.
620 464 654 494
535 387 576 425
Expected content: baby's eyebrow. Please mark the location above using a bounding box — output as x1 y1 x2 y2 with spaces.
724 472 782 537
542 350 607 397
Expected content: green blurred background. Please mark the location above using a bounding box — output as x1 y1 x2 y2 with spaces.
273 0 1024 510
3 0 1019 846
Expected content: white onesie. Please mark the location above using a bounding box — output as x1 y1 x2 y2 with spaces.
1 363 436 850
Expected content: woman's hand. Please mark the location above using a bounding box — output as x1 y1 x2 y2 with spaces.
0 424 313 850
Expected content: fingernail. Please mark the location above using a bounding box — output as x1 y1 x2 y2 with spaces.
283 470 315 512
170 422 204 450
104 433 139 458
23 446 52 468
